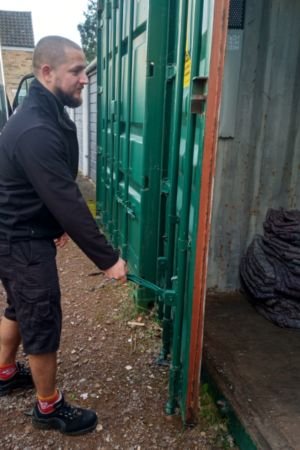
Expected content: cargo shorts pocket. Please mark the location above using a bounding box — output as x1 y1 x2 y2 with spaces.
17 288 51 323
16 286 61 355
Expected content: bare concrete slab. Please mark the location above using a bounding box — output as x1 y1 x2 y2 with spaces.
204 292 300 450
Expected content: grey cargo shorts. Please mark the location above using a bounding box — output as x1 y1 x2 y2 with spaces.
0 239 62 354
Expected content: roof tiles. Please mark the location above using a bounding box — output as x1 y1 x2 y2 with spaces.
0 10 34 48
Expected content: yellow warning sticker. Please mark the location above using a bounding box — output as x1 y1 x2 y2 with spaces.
184 51 191 88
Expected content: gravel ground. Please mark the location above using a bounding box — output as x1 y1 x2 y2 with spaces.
0 177 236 449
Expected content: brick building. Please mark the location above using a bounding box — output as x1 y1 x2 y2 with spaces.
0 10 34 103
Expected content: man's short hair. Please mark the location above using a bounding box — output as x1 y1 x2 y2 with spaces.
33 36 82 75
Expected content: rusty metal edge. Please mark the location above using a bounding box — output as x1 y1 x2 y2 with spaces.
185 0 230 424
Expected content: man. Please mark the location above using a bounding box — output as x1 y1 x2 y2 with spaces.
0 36 127 435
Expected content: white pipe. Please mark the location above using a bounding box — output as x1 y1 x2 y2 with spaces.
82 84 89 176
68 108 75 121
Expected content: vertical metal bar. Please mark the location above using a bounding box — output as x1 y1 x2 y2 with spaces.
161 0 189 361
165 0 188 282
96 1 105 220
109 1 117 240
112 0 124 247
167 0 205 416
123 0 134 259
82 85 89 177
139 0 169 281
185 0 230 424
102 0 110 226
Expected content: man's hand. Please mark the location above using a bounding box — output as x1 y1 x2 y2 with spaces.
104 257 128 283
54 233 69 248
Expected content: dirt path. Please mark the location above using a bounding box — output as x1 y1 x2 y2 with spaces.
0 184 235 449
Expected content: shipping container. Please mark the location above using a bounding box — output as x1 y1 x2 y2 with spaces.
96 0 300 448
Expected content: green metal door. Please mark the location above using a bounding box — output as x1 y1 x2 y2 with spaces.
97 0 227 423
156 0 215 421
97 0 169 302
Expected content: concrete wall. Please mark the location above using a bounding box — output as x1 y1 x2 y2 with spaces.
2 48 33 103
208 0 300 290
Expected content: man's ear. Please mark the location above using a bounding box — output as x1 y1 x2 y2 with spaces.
40 64 53 83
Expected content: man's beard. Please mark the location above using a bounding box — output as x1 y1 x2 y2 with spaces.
54 87 82 108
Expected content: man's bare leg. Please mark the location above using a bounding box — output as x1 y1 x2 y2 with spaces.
0 316 21 365
28 353 57 397
0 316 33 396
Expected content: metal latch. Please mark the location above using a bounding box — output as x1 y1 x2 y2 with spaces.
191 76 208 114
127 274 176 306
166 64 177 81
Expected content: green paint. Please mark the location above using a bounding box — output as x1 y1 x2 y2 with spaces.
97 0 213 424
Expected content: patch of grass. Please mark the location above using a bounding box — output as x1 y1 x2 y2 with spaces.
86 199 96 217
200 383 236 449
115 287 141 323
115 281 157 321
200 383 223 425
68 392 79 401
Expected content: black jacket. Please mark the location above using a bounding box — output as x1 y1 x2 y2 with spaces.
0 79 119 270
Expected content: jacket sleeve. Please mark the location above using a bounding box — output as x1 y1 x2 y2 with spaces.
14 126 119 270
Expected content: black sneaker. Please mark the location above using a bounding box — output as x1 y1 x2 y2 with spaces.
0 362 34 396
32 394 98 435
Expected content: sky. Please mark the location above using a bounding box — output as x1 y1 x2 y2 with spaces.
0 0 89 45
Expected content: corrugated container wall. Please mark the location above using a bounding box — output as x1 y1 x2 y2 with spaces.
208 0 300 290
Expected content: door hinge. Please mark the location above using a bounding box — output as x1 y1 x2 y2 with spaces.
161 179 170 194
111 99 117 115
166 64 177 81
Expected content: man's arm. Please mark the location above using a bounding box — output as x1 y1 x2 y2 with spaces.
15 126 123 273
